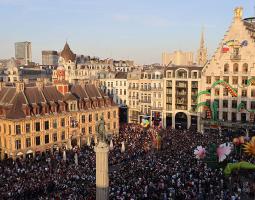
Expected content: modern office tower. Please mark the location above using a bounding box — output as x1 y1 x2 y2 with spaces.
15 41 32 65
42 50 58 65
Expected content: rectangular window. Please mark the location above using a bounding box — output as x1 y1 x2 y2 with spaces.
81 128 85 135
36 136 40 146
95 113 98 121
241 101 247 109
215 88 220 96
242 77 248 85
251 90 255 97
206 76 211 84
107 123 110 130
241 113 246 122
232 100 237 109
89 126 92 134
61 131 65 140
35 122 40 132
223 76 229 83
45 135 49 144
114 122 116 129
251 102 255 110
232 77 238 85
16 125 21 135
223 112 228 121
26 123 30 133
53 133 57 142
232 113 237 122
26 138 31 147
89 114 92 122
242 90 247 97
113 111 116 118
223 100 228 108
44 121 49 130
223 88 228 96
61 118 65 127
81 115 85 123
53 119 57 129
108 112 110 119
15 139 21 150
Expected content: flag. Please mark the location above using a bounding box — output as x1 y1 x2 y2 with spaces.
241 40 248 47
222 45 229 53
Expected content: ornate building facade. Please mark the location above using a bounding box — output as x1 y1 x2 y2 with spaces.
163 65 202 130
0 68 119 159
199 7 255 132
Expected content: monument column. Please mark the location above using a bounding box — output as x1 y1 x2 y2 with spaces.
94 115 109 200
94 142 109 200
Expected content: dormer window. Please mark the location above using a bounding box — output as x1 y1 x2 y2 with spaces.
69 101 77 111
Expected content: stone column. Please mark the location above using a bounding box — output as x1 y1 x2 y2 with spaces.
94 142 109 200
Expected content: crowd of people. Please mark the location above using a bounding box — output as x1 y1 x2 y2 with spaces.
0 124 254 199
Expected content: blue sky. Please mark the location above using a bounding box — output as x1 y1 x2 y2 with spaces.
0 0 254 64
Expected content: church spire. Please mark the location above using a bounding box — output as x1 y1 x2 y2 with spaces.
197 28 207 66
200 27 205 49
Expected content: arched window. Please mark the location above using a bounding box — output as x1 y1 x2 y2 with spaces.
242 63 248 73
176 69 188 78
233 63 239 73
224 63 229 73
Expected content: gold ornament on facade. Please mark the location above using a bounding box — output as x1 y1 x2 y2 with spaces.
234 7 243 19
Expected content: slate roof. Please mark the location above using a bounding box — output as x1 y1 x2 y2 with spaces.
60 42 76 62
0 82 116 120
115 72 128 79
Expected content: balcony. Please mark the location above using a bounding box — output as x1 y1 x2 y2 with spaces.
151 107 163 111
141 99 151 103
176 105 188 110
176 83 187 88
139 111 151 115
140 88 151 91
151 87 163 91
176 101 187 105
230 54 241 61
176 92 187 96
128 86 139 90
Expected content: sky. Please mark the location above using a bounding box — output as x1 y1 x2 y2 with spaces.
0 0 255 65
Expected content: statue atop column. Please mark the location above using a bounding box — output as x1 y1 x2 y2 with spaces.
95 114 109 200
96 115 107 144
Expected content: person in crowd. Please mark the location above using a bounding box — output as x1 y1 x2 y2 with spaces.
0 124 254 199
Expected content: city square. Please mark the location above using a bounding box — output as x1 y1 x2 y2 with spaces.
0 1 255 199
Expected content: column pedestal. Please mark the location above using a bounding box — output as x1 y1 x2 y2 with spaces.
94 142 109 200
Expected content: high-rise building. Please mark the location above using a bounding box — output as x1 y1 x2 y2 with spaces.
42 50 58 65
196 29 208 66
162 51 194 66
15 41 32 65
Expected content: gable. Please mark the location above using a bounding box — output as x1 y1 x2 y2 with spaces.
203 15 255 75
